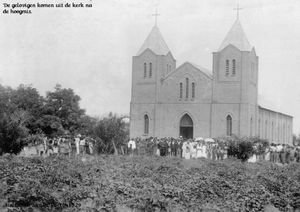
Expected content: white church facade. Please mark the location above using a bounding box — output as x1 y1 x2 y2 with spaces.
130 16 293 144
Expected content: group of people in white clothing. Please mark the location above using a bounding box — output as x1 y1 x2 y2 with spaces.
181 138 227 160
127 136 228 160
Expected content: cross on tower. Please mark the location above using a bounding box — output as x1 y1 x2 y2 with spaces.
152 9 160 26
233 4 243 19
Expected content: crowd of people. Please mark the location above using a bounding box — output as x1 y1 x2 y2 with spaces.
32 133 300 164
267 143 300 164
127 136 229 160
35 134 95 157
127 136 300 164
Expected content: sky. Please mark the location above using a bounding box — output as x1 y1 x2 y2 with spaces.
0 0 300 134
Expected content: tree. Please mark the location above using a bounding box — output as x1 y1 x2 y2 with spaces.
0 84 13 117
44 84 85 133
227 136 254 162
0 110 31 155
92 113 128 154
8 84 45 134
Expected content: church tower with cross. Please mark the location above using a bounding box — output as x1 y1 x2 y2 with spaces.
130 10 176 137
130 7 293 143
210 11 259 138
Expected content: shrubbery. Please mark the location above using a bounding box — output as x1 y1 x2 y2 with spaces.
1 155 300 212
227 136 269 162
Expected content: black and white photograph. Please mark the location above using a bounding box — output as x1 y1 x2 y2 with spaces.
1 0 300 211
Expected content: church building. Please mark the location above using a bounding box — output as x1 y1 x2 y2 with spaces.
130 13 293 144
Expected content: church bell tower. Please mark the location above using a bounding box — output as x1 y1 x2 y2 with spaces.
211 8 259 138
130 11 176 138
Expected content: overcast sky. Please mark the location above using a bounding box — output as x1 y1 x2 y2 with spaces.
1 0 299 134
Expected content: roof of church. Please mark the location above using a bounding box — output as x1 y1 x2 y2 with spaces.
189 62 212 78
136 26 170 56
218 19 252 52
258 95 293 117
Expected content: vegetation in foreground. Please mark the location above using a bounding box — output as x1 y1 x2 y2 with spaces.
1 155 300 212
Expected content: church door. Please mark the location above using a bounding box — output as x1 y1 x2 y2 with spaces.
180 114 193 139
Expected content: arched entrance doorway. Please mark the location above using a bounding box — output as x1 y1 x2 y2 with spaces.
180 114 193 139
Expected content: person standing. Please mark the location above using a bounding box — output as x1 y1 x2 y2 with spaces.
280 144 285 164
285 145 291 164
47 139 54 156
178 139 183 158
207 143 211 160
88 138 94 155
128 138 136 156
182 139 187 159
296 147 300 163
276 143 282 163
290 146 296 163
80 135 87 155
156 139 160 156
53 137 59 155
196 141 202 158
43 136 48 156
75 134 81 155
173 139 178 157
184 139 191 160
270 143 276 163
190 140 197 159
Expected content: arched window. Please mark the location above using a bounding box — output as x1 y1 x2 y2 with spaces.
232 59 236 75
226 60 229 76
250 117 253 136
179 83 183 99
186 78 189 99
258 119 260 137
170 65 172 71
143 63 147 78
144 114 149 134
167 64 169 72
192 83 195 99
149 63 152 78
226 115 232 136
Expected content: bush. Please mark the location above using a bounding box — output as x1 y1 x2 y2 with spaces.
2 155 300 211
227 137 254 162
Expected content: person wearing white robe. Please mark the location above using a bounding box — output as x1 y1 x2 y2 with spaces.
181 140 186 158
156 140 160 156
184 140 192 160
128 139 136 156
75 135 80 155
248 144 257 163
196 142 203 158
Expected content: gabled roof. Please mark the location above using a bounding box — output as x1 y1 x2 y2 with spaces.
162 61 212 81
218 19 252 52
136 26 170 56
258 95 293 117
188 62 212 78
